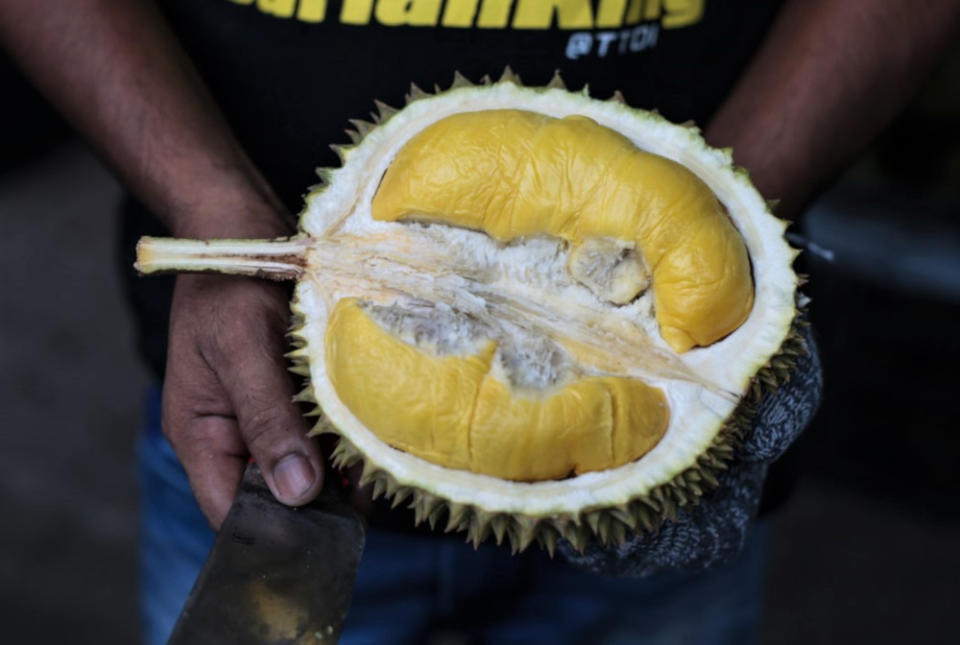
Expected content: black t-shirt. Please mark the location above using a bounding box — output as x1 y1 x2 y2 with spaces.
123 0 785 377
120 0 796 526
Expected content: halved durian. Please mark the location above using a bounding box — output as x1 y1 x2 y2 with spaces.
136 71 805 554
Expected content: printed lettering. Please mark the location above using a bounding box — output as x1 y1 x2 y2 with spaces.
624 0 642 25
644 0 663 21
476 0 512 28
297 0 327 22
630 23 659 51
596 0 627 28
513 0 593 30
443 0 479 27
595 31 618 56
376 0 443 26
341 0 374 24
663 0 703 28
222 0 700 37
257 0 295 18
565 32 593 59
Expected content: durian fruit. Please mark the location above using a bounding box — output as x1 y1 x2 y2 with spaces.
136 71 805 555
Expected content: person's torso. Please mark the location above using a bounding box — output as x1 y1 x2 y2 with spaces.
155 0 784 211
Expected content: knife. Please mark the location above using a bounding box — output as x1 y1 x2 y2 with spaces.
168 463 366 644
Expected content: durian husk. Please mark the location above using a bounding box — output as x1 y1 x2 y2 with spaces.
294 70 805 555
138 69 808 555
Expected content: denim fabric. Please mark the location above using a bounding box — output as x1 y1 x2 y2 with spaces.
138 387 215 645
139 386 768 645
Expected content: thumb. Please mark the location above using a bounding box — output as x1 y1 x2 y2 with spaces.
212 288 324 506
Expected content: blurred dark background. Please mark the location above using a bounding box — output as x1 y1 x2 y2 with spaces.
2 41 959 644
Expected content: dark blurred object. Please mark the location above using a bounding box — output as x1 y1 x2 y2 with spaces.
0 52 69 172
799 191 960 520
873 46 960 202
794 43 960 522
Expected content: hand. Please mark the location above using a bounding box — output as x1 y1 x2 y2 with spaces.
162 273 324 529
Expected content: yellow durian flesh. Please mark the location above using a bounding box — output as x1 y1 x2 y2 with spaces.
371 109 754 352
325 298 669 481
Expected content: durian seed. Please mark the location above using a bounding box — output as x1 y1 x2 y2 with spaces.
567 237 650 305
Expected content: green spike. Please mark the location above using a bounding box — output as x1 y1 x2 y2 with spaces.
468 511 492 547
329 143 353 164
444 503 468 533
546 70 566 90
674 488 688 507
700 469 719 487
610 506 637 530
609 520 627 545
499 66 521 84
585 511 601 534
686 479 703 497
427 505 444 530
405 83 430 104
514 517 538 553
411 492 439 526
491 515 508 545
314 167 334 184
539 528 557 558
389 486 411 510
358 460 378 487
662 498 678 522
293 385 316 403
634 504 655 532
374 99 399 122
348 118 376 138
371 476 387 501
595 514 611 544
450 70 473 89
608 89 626 104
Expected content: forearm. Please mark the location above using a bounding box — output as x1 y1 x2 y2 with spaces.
706 0 960 219
0 0 286 238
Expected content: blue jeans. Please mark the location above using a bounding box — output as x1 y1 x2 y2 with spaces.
139 387 767 645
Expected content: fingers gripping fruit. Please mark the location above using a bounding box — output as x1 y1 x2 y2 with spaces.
137 71 805 554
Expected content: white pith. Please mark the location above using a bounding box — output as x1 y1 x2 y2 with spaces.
293 83 797 517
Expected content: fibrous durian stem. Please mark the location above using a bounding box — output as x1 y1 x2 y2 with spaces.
135 236 308 280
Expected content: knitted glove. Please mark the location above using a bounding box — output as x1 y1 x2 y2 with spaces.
559 325 822 577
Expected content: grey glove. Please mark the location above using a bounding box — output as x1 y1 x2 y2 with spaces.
559 325 822 577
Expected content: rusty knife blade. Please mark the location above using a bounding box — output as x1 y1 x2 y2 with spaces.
168 463 365 645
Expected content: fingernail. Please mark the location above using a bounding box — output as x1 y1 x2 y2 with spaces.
273 454 316 501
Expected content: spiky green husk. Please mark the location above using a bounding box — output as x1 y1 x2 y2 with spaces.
289 69 806 555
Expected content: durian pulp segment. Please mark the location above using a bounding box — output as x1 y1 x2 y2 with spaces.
371 110 754 353
325 298 669 481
